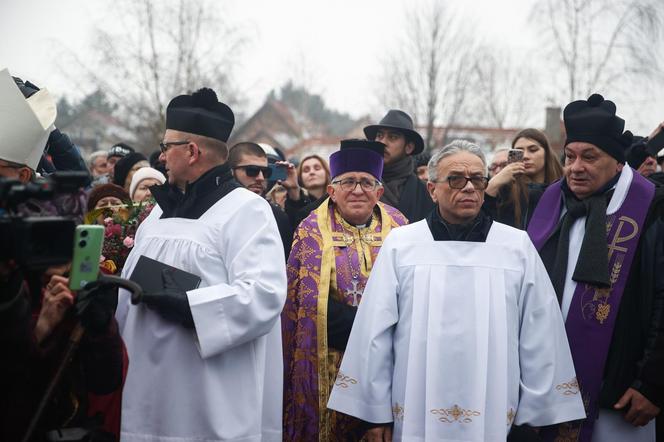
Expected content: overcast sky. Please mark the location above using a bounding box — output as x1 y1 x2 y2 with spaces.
1 0 661 134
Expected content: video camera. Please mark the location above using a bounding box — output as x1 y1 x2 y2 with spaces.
0 171 88 270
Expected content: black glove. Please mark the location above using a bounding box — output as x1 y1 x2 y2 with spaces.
141 270 194 329
75 280 118 335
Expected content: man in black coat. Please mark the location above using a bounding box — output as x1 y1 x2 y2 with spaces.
228 142 293 258
364 109 434 222
527 94 663 441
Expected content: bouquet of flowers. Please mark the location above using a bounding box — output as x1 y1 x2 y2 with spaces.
83 201 155 274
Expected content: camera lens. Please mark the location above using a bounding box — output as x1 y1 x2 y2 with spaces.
79 240 87 248
81 230 89 238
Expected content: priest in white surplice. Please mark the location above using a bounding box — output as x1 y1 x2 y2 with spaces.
328 140 586 441
115 88 286 442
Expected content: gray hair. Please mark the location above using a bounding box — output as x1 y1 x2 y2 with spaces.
87 150 108 167
427 140 486 182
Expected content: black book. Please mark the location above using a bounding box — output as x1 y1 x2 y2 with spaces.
129 255 202 293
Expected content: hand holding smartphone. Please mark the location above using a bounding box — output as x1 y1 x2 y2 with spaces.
507 149 524 164
69 225 104 290
268 163 288 182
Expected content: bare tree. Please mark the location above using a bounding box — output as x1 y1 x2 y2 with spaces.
377 1 478 151
468 46 540 129
533 0 663 102
62 0 247 150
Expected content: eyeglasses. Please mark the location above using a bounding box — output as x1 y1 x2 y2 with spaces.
233 165 272 178
489 162 507 171
332 177 381 192
432 175 489 190
159 140 190 153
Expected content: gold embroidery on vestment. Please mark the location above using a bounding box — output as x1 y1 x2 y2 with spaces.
392 403 404 422
555 377 580 395
430 404 481 423
554 421 581 441
507 408 515 425
334 371 358 388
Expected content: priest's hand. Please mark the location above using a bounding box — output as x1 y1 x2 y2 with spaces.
614 387 661 426
141 270 195 329
365 425 392 442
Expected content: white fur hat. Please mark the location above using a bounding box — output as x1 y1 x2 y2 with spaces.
129 166 166 198
0 68 57 170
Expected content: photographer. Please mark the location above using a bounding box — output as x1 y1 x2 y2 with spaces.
0 269 124 441
1 68 124 441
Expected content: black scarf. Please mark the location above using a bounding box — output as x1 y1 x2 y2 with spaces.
151 164 239 219
381 156 414 207
549 174 620 298
426 208 493 242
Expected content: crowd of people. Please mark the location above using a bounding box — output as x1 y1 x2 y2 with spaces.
1 65 663 442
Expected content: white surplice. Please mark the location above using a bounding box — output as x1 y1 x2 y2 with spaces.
116 188 286 442
328 220 586 441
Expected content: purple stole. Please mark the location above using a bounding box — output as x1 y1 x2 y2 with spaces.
527 172 655 441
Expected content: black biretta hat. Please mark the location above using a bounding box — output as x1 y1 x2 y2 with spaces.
363 109 425 155
563 94 633 163
166 88 234 143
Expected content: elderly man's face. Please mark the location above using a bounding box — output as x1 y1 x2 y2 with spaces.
428 152 486 224
564 142 623 199
91 155 109 177
328 171 384 225
488 150 508 178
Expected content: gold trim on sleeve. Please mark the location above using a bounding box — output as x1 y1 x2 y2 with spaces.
555 377 580 395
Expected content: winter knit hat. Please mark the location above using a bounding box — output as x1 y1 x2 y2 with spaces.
112 152 148 188
87 183 131 211
129 167 166 199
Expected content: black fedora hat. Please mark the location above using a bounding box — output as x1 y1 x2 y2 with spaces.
364 109 425 155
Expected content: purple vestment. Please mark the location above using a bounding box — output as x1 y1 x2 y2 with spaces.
282 198 408 441
528 172 655 441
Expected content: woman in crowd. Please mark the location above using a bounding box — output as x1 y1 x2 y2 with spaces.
87 183 131 213
297 154 331 200
484 128 563 229
129 167 166 203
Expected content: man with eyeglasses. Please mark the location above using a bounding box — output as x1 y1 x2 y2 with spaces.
328 139 585 441
228 141 294 258
116 88 287 442
282 139 408 441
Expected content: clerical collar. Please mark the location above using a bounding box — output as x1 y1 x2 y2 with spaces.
353 215 372 229
151 163 239 219
425 207 493 242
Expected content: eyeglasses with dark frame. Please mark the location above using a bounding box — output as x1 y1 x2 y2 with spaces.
331 177 381 192
431 175 489 190
159 140 190 153
233 165 272 179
